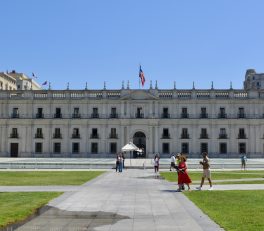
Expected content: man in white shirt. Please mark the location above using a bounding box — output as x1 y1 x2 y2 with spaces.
170 154 176 171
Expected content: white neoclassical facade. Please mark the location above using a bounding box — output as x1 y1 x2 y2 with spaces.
1 72 264 158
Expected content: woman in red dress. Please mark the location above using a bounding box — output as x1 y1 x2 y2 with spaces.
177 155 192 191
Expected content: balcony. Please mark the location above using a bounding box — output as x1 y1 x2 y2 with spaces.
181 113 189 118
72 134 80 139
10 133 19 138
200 113 208 118
238 113 245 118
161 113 170 119
35 134 44 138
91 113 99 118
72 114 81 118
11 113 19 118
54 113 62 118
110 113 118 118
219 134 228 139
135 113 144 118
36 113 44 119
109 134 118 139
181 134 190 139
200 134 209 139
218 113 227 119
161 134 170 139
53 134 62 139
238 134 247 139
90 134 99 139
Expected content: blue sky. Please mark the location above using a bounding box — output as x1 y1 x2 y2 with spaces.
1 0 264 89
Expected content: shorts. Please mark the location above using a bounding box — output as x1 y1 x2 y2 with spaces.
202 169 211 179
171 162 176 168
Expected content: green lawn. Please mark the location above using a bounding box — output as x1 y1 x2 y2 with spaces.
0 192 62 228
0 171 105 185
185 191 264 231
160 171 264 184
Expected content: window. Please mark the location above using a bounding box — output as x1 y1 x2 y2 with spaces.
35 143 43 153
136 107 143 118
72 128 80 138
53 143 61 153
55 108 62 118
110 128 117 138
219 107 226 118
36 108 43 118
239 143 246 154
201 107 207 118
110 142 117 153
181 128 189 139
238 128 246 139
91 128 98 138
110 108 117 118
162 128 170 138
73 108 80 118
162 108 169 118
72 143 79 153
219 128 227 139
219 143 227 154
181 107 188 118
35 128 43 138
200 128 208 139
238 107 245 118
181 143 189 154
92 108 99 118
54 128 61 138
91 143 98 153
12 108 19 118
200 143 208 153
162 143 170 153
10 128 18 138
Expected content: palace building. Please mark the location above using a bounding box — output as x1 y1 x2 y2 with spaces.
1 69 264 158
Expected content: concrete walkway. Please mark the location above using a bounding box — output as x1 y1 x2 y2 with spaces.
14 170 224 231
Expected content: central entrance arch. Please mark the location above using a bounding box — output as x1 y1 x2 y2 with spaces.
133 131 146 158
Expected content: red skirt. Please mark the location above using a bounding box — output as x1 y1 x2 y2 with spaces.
178 171 192 184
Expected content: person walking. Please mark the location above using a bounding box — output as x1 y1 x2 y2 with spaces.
177 155 192 191
154 154 160 176
170 154 176 171
118 154 123 172
196 152 213 190
241 154 247 170
122 152 125 170
115 154 120 172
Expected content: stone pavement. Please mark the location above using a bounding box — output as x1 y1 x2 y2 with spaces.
14 169 224 231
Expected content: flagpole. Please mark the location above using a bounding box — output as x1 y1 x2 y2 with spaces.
138 64 140 89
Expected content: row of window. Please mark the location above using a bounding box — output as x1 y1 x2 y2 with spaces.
34 142 246 154
10 128 118 139
9 127 249 140
162 142 246 154
35 142 117 154
9 107 257 119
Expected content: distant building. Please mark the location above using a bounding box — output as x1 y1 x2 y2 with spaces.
0 72 17 90
244 69 264 90
7 70 42 90
0 69 264 158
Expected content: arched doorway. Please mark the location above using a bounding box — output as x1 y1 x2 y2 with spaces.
133 132 146 158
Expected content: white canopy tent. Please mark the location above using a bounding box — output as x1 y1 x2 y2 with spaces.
121 142 139 152
121 142 140 166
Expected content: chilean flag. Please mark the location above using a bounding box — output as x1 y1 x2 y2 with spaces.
139 65 145 87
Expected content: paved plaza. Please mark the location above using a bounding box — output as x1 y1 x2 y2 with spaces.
9 169 225 231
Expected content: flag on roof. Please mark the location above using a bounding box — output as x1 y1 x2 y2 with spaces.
42 81 48 85
32 72 37 79
139 65 145 87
